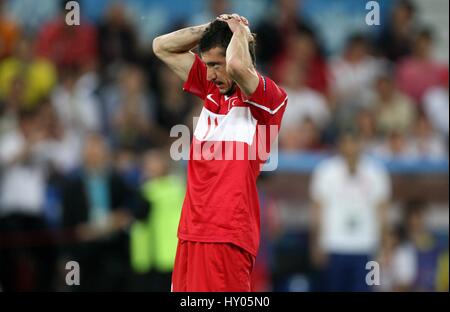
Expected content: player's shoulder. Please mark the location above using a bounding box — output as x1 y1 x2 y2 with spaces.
259 73 286 93
360 155 389 176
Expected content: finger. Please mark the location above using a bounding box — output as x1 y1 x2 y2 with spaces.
241 16 249 26
231 13 241 21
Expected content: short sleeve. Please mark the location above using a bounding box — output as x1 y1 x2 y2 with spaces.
183 54 208 100
243 74 288 125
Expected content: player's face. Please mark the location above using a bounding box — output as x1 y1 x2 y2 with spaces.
202 47 235 94
339 134 361 161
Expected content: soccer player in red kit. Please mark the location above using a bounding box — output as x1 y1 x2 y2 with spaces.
153 14 287 291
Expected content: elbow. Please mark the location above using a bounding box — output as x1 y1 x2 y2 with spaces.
152 36 163 58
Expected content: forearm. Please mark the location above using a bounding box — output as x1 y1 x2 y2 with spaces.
226 27 253 73
153 23 210 55
225 26 258 96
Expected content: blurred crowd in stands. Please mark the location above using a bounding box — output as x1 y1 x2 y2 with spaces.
0 0 448 291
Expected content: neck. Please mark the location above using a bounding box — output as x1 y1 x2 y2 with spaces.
346 157 359 175
86 165 107 175
225 83 237 96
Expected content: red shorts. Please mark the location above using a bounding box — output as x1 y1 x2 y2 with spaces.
171 240 255 292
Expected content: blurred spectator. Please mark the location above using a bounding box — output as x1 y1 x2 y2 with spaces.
102 64 161 151
0 108 56 291
113 148 142 190
396 28 447 104
61 133 133 291
403 200 443 291
0 0 20 60
377 0 417 62
376 227 416 291
372 113 447 162
330 34 387 132
155 66 195 133
409 113 447 161
97 3 140 82
0 77 21 136
129 149 184 291
34 0 98 72
436 249 449 292
51 66 101 136
279 63 330 152
0 37 57 110
189 0 230 25
33 99 83 173
371 115 448 162
255 0 313 70
356 108 380 155
372 131 414 161
272 29 329 95
310 131 391 291
372 75 416 136
423 68 449 139
281 64 330 129
330 34 386 111
281 118 324 153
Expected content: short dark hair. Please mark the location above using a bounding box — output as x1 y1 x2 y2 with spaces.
397 0 416 16
199 20 256 65
416 27 434 42
346 33 368 49
18 107 39 122
339 127 361 140
404 199 426 218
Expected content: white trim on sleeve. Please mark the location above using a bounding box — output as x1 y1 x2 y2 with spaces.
244 96 288 115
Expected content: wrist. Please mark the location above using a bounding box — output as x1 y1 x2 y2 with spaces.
199 22 210 32
233 24 247 34
235 26 254 43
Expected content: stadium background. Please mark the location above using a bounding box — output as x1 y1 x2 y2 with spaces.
0 0 448 291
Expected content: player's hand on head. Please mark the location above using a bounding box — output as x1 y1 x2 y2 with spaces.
240 16 249 26
217 13 249 26
223 16 242 33
217 13 252 40
230 13 247 24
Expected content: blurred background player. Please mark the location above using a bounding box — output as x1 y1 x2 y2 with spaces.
310 131 391 291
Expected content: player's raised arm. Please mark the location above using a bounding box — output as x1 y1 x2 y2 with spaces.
152 23 210 81
220 14 259 97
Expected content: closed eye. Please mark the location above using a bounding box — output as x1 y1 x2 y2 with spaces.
206 62 222 69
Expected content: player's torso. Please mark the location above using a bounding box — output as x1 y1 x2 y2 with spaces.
187 86 261 206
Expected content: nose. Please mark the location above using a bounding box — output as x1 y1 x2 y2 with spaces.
207 68 217 82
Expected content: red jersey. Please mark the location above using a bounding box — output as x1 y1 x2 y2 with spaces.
177 54 287 256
